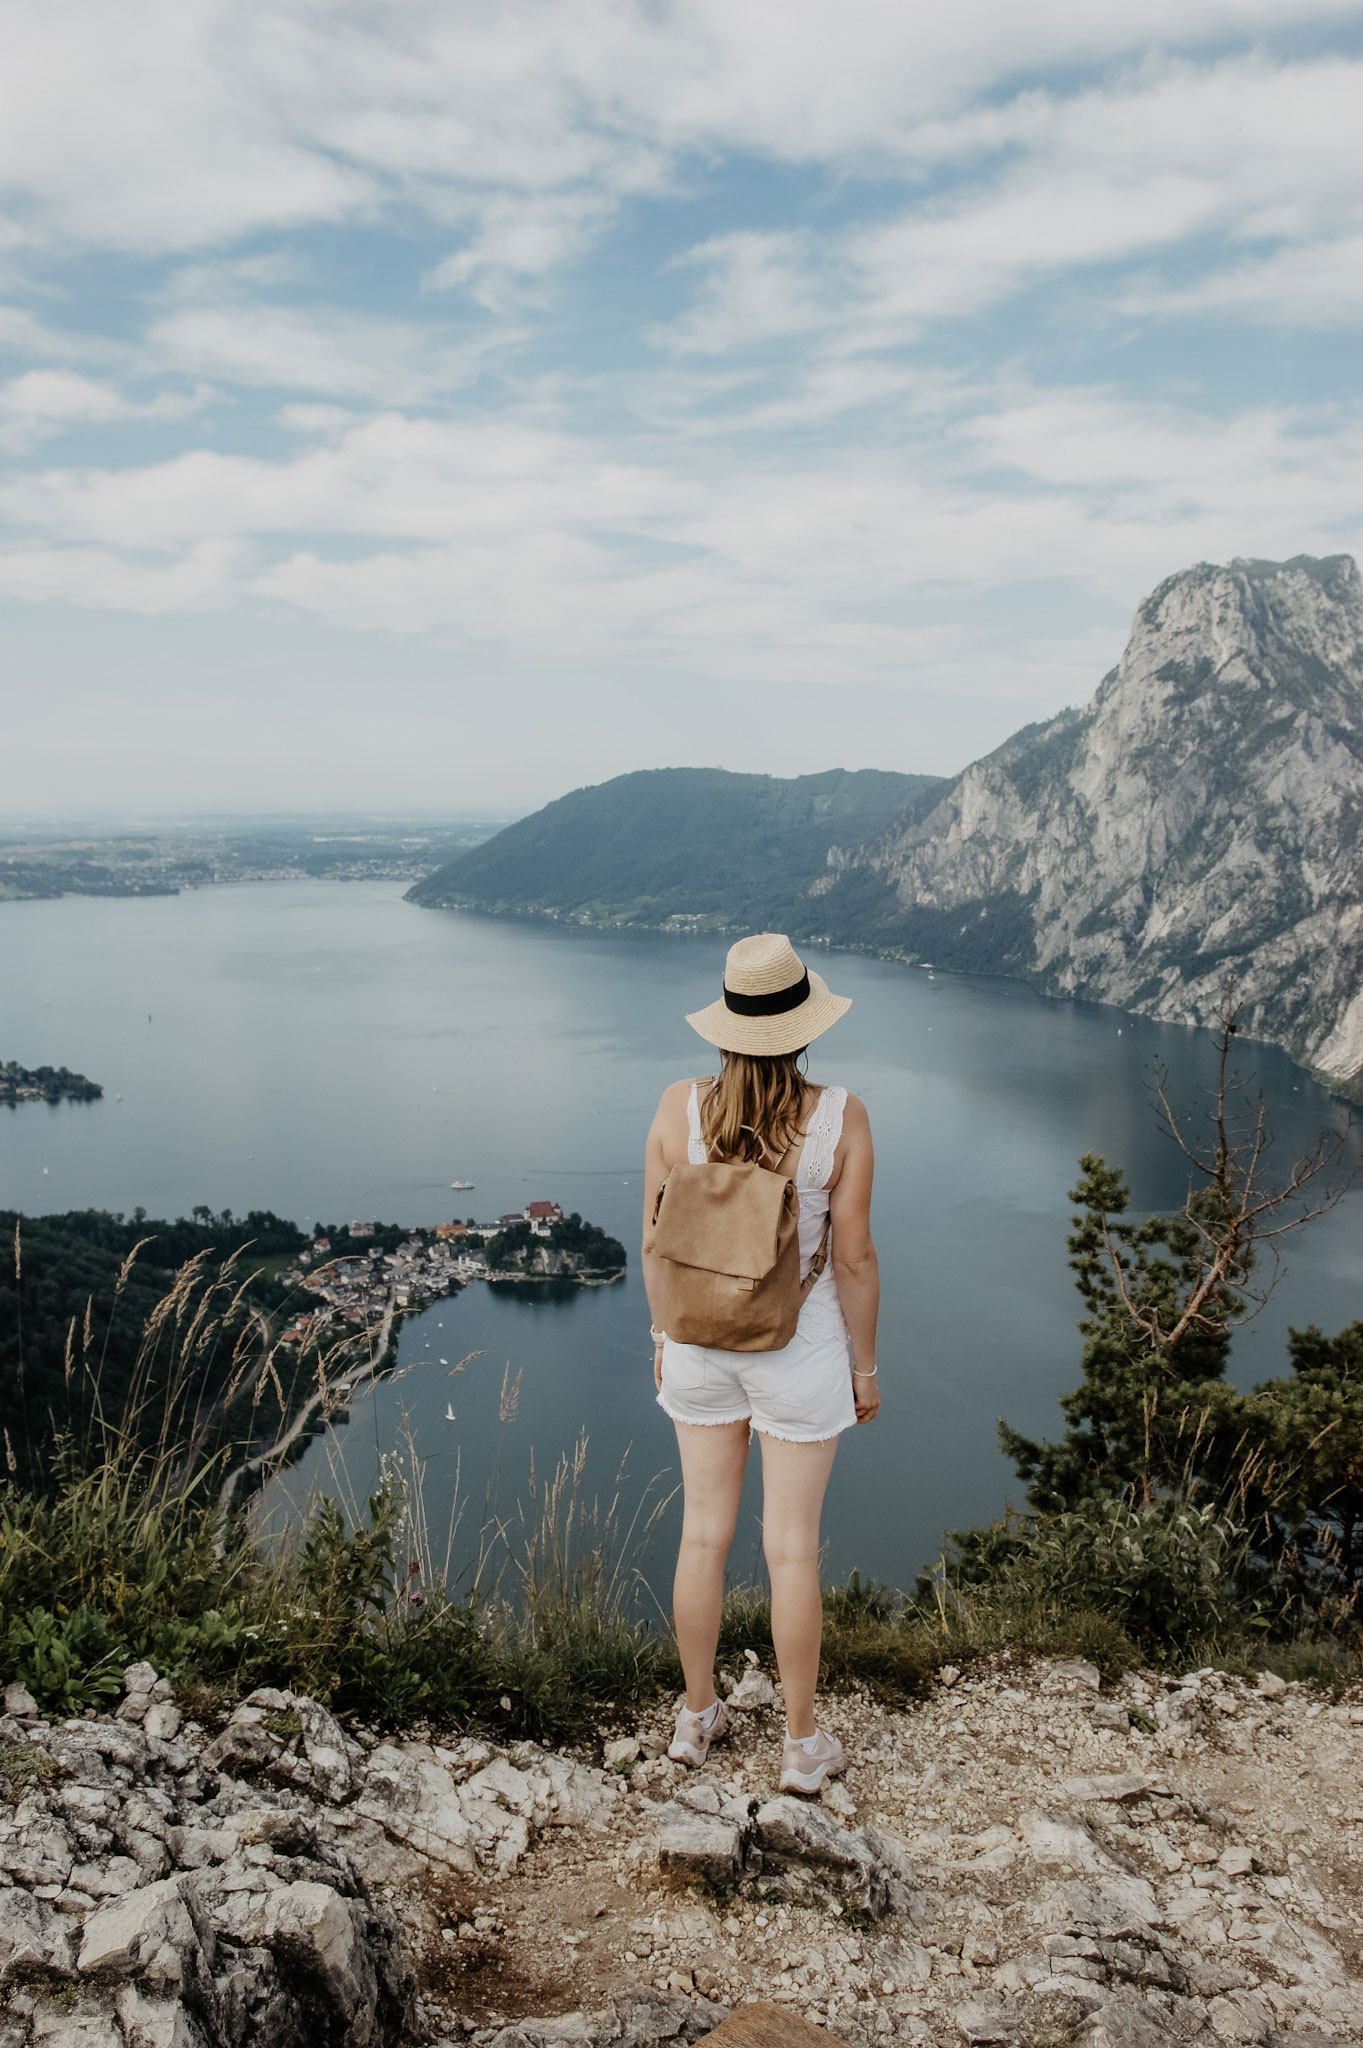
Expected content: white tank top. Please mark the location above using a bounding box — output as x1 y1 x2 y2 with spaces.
686 1081 850 1346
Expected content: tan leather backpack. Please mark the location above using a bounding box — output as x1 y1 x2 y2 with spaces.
649 1148 831 1354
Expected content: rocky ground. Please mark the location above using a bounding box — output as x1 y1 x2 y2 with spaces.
1 1653 1360 2048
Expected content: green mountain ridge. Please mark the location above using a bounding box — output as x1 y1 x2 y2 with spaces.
405 766 944 932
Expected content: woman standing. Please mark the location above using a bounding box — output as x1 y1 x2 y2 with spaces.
642 933 880 1796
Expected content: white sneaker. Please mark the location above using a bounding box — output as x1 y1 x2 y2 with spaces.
667 1697 729 1768
779 1726 845 1796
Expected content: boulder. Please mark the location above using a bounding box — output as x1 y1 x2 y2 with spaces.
0 1887 77 1982
143 1704 183 1745
76 1876 213 1995
953 2000 1024 2043
657 1803 743 1883
113 1984 213 2048
1072 2002 1171 2048
510 1744 616 1831
752 1797 893 1917
724 1671 777 1711
1051 1661 1102 1692
354 1746 477 1874
1018 1809 1126 1874
28 2001 126 2046
1043 1877 1159 1941
293 1697 354 1805
244 1882 377 2031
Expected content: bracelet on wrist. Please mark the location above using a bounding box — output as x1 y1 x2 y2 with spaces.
852 1363 877 1377
650 1325 665 1344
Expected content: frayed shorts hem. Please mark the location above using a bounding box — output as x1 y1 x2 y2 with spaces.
656 1395 749 1430
656 1393 854 1445
752 1419 854 1444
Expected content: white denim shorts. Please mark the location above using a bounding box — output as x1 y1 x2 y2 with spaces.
657 1324 857 1444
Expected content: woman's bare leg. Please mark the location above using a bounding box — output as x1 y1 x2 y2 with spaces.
672 1419 750 1711
756 1432 839 1738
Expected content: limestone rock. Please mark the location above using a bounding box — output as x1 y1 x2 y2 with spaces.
657 1803 743 1883
724 1671 777 1711
508 1743 616 1831
3 1684 39 1720
1019 1809 1126 1874
1051 1661 1103 1693
829 554 1363 1098
354 1746 477 1874
1063 1775 1157 1806
142 1705 182 1745
953 2000 1024 2043
293 1697 353 1804
1044 1876 1159 1940
0 1888 77 1982
1072 2002 1171 2048
76 1877 212 1993
752 1797 894 1916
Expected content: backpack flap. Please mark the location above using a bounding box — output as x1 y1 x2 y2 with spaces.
652 1161 796 1280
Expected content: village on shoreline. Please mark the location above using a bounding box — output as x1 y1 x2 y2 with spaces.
276 1199 627 1350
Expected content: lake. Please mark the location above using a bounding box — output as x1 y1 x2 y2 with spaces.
3 881 1360 1593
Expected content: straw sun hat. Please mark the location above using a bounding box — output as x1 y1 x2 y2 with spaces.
685 933 852 1056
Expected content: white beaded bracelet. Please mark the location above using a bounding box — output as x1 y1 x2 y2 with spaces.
852 1364 878 1376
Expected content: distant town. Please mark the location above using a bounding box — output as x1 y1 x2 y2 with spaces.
1 1060 102 1105
277 1200 626 1349
0 820 503 901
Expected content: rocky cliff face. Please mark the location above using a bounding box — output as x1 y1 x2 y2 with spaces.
828 555 1363 1097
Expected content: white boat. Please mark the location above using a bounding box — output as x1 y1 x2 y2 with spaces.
450 1180 475 1190
445 1403 457 1421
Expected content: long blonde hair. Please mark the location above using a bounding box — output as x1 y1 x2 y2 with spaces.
698 1049 811 1165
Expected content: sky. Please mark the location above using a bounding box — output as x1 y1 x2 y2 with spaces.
2 1 1362 819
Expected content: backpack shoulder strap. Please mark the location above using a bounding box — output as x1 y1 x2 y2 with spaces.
799 1213 833 1301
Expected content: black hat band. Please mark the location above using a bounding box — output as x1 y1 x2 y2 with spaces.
722 970 811 1016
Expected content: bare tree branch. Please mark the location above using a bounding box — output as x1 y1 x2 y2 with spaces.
1107 982 1355 1354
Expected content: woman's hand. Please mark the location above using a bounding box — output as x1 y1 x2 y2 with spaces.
852 1367 880 1424
654 1342 664 1392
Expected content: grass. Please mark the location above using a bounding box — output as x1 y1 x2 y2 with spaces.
0 1742 65 1794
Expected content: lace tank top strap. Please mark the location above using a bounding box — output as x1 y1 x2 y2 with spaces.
686 1081 709 1166
798 1084 847 1190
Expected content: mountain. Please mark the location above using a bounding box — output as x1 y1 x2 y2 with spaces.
409 555 1363 1100
817 553 1363 1097
405 766 944 931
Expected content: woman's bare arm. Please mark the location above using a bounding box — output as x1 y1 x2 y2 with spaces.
828 1093 880 1422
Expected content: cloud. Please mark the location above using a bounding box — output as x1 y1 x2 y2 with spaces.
0 369 205 451
2 3 1359 259
426 191 624 309
1 1 1361 818
2 383 1358 696
1120 235 1363 328
645 53 1363 357
656 232 828 356
149 302 499 403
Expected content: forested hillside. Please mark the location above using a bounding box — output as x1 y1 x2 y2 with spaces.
0 1207 307 1483
406 766 942 930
